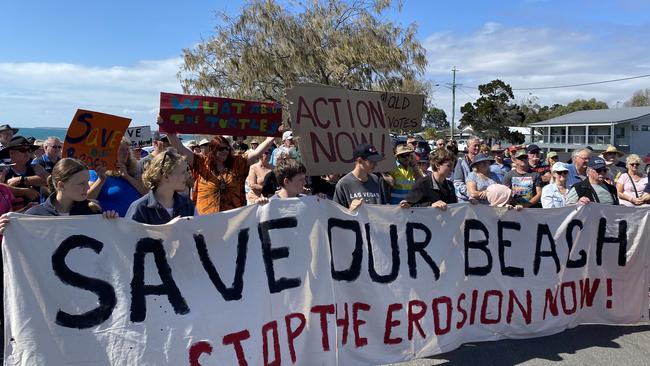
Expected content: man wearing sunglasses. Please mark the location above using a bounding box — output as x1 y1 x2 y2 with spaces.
566 156 619 205
32 137 62 174
0 136 49 210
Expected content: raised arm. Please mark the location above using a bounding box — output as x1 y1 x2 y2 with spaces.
157 116 194 166
247 136 275 165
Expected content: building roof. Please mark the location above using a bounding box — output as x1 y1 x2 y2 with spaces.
529 106 650 127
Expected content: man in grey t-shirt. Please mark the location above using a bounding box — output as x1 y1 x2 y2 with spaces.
334 144 390 209
567 156 619 205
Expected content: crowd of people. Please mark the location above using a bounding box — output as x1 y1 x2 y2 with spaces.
0 122 649 235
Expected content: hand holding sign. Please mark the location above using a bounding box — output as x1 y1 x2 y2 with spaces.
63 110 131 170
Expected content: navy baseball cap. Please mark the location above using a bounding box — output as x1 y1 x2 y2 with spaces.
526 144 540 153
588 156 607 170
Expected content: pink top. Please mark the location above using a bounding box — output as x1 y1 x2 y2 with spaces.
617 173 648 206
0 184 15 215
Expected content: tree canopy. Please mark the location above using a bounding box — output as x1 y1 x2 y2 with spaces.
459 79 525 143
422 106 449 130
178 0 428 115
624 89 650 107
521 98 609 123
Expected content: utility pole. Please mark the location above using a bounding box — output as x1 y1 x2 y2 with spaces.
449 67 458 140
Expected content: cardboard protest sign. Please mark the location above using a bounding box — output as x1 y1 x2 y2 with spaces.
379 91 425 132
159 92 282 137
63 109 131 170
4 202 649 365
125 126 152 148
288 85 396 175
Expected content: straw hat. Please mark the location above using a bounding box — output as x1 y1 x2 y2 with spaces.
603 145 624 157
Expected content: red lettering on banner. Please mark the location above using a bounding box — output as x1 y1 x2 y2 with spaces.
336 303 350 346
407 300 427 340
285 313 306 364
506 289 532 324
188 341 213 366
311 304 335 351
432 296 452 335
543 287 559 320
561 281 577 315
469 289 479 325
353 302 371 347
606 278 613 309
222 330 251 366
383 303 403 345
480 290 503 324
262 321 281 366
579 278 600 308
456 293 468 329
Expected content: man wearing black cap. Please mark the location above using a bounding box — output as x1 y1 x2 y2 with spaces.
0 124 19 149
333 144 390 210
526 144 551 186
0 136 49 209
503 149 543 207
566 156 618 205
137 131 171 174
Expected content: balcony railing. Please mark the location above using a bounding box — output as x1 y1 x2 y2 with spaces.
540 134 612 145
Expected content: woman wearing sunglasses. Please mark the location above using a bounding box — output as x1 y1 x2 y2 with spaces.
616 154 649 207
157 117 279 214
126 149 195 224
541 162 570 208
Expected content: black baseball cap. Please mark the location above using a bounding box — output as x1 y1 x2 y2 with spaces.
353 144 384 162
526 144 540 153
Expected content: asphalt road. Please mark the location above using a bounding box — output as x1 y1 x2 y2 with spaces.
388 297 650 365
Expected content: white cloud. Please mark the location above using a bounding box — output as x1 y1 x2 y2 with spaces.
423 22 650 125
0 59 183 128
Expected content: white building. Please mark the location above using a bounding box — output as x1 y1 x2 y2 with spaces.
529 106 650 154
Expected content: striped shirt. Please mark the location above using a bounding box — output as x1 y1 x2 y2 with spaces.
389 164 419 204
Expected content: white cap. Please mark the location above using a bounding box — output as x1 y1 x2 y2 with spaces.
551 162 568 172
282 131 294 141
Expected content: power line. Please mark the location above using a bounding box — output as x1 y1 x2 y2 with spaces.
457 73 650 91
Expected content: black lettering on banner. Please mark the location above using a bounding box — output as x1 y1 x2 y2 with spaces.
596 218 628 266
365 223 400 283
464 219 492 276
194 229 249 301
51 235 116 329
498 220 524 277
130 238 189 322
534 224 560 275
565 219 587 268
406 222 440 280
328 218 363 281
258 217 301 293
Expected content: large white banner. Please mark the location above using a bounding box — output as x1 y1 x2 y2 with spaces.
3 201 650 366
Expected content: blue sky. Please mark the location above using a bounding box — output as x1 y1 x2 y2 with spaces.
1 0 650 128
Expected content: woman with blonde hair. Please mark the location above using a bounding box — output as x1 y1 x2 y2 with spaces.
616 154 649 207
88 137 147 216
126 148 195 224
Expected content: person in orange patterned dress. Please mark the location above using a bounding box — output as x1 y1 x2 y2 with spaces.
159 119 279 214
